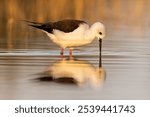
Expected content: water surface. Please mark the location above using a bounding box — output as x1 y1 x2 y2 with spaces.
0 0 150 99
1 26 150 99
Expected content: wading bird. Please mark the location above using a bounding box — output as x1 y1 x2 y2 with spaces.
25 19 105 57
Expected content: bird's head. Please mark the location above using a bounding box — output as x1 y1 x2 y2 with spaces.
91 22 106 40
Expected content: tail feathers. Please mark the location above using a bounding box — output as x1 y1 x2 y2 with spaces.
20 20 43 29
28 23 53 33
21 20 53 33
28 24 43 30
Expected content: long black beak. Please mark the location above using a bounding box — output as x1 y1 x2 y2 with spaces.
99 38 102 54
99 38 102 67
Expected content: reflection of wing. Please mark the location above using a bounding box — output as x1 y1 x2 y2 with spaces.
44 59 106 87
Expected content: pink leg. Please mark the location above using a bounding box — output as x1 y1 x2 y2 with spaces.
69 48 72 57
60 48 64 58
60 48 64 55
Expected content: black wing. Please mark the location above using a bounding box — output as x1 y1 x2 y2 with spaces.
28 19 86 33
51 19 86 33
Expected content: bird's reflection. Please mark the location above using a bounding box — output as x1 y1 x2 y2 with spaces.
36 56 106 87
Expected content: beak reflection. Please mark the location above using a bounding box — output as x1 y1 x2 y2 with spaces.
37 57 106 87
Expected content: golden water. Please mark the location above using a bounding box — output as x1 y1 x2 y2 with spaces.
0 0 150 99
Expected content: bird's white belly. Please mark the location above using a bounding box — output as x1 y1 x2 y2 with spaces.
56 39 91 47
45 24 92 48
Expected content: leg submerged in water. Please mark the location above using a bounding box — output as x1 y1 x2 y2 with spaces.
69 48 74 57
60 48 64 55
60 48 64 59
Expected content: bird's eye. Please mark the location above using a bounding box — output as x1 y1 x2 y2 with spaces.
99 32 102 35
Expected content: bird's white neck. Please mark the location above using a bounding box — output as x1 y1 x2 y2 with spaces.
84 25 97 42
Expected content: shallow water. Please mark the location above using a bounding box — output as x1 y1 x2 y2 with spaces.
0 25 150 99
0 0 150 99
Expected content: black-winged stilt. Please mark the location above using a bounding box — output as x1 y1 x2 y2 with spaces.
25 19 105 57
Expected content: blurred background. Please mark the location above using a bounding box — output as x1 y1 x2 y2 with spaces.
0 0 150 99
0 0 149 50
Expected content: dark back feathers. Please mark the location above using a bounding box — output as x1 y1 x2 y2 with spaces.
28 19 86 33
